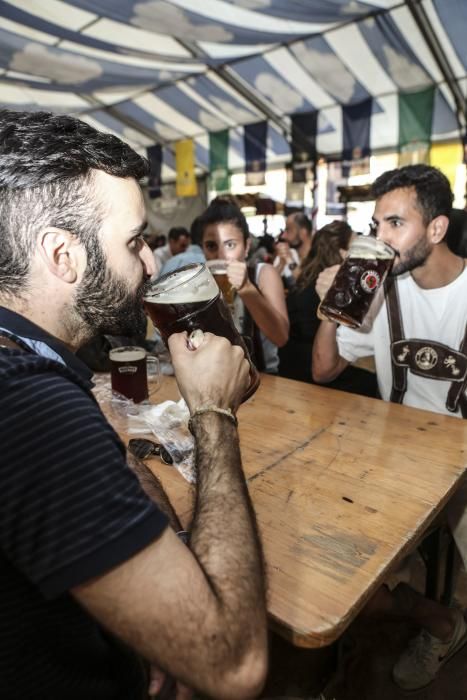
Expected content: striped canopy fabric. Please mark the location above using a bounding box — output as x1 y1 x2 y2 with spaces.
0 0 465 180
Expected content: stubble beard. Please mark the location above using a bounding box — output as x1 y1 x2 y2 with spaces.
390 235 432 276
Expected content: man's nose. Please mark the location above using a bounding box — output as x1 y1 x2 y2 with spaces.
375 224 391 245
140 241 156 277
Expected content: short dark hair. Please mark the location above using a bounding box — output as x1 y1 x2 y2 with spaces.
372 164 453 225
167 226 190 241
0 109 148 297
200 197 250 243
292 212 312 235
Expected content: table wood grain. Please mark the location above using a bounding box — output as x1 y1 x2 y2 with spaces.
103 373 467 648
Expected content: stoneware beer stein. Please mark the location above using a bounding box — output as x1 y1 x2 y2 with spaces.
144 263 260 401
319 236 395 328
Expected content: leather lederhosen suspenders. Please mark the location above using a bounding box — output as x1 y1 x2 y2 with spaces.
384 278 467 418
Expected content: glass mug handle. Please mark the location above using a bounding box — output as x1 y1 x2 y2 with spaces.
146 354 161 392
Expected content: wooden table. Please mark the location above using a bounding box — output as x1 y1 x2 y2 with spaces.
105 373 467 649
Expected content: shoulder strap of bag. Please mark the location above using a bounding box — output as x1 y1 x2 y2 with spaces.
243 265 266 372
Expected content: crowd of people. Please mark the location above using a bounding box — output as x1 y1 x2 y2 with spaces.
0 108 466 699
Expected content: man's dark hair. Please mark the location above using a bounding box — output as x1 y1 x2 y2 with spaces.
372 164 453 226
0 109 148 297
292 212 312 235
200 197 250 243
167 226 190 241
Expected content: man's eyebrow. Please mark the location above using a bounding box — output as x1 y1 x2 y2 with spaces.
383 215 404 222
372 214 404 224
130 221 147 237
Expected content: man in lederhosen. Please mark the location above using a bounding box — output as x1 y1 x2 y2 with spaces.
312 164 467 692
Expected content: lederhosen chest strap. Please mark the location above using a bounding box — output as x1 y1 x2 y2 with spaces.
448 326 467 417
384 279 467 417
384 278 406 404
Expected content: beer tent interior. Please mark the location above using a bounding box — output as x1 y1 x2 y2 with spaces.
0 0 465 185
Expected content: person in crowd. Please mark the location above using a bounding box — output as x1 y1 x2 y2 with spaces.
143 231 165 251
158 215 205 278
200 197 289 374
313 164 467 692
249 232 276 266
153 226 191 277
0 110 268 699
278 221 377 398
274 212 313 287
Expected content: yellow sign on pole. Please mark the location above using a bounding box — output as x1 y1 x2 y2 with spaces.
429 142 463 190
175 139 198 197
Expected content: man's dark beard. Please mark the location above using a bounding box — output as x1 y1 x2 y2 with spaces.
390 235 432 276
288 239 301 250
75 245 149 338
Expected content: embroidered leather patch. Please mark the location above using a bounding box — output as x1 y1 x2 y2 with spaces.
391 339 467 382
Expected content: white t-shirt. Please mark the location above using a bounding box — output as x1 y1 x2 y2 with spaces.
337 268 467 417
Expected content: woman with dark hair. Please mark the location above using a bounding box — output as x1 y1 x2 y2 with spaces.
279 221 378 397
200 197 289 373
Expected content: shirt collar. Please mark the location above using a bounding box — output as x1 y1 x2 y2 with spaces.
0 306 93 384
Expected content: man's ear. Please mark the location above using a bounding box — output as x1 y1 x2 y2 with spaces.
245 237 251 256
37 228 84 283
428 215 449 245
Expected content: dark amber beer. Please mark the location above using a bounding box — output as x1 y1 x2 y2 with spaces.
319 237 395 328
109 346 149 403
144 264 260 400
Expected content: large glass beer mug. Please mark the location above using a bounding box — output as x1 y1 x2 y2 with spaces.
319 236 395 328
144 263 260 401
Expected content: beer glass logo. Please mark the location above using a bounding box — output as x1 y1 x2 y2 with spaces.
118 366 138 374
360 270 380 293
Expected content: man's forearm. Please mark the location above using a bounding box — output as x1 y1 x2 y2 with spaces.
312 320 348 382
189 412 267 659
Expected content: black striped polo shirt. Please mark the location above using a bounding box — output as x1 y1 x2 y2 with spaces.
0 307 168 699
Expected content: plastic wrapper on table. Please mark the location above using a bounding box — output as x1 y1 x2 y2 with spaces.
128 399 195 483
92 374 195 483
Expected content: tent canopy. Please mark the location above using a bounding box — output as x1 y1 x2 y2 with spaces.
0 0 465 179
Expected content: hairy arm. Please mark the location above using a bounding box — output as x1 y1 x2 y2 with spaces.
72 334 268 700
235 263 289 347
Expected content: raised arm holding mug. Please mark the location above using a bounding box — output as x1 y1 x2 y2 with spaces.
0 110 268 700
312 164 467 692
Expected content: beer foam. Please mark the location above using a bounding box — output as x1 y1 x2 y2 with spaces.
349 238 394 260
145 265 218 304
109 348 145 362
